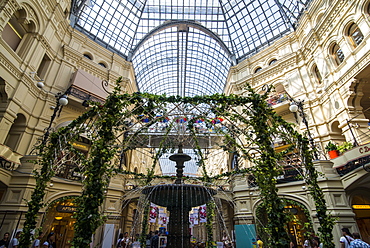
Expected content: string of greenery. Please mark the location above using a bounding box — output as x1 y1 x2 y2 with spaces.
71 79 127 247
21 78 335 248
19 108 98 248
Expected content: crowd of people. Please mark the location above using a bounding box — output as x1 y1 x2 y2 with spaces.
0 231 56 248
1 228 370 247
116 230 160 248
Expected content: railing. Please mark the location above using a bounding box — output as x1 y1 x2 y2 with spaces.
276 166 302 184
0 158 18 171
336 155 370 176
55 163 83 181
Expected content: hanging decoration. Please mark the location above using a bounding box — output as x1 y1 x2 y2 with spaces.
20 78 335 248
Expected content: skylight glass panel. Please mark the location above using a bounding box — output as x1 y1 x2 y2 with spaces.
72 0 310 95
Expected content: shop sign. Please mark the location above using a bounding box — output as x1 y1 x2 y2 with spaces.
56 205 77 213
352 205 370 210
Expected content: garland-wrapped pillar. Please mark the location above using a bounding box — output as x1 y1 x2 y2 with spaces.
19 111 97 248
247 88 289 247
205 200 215 248
299 137 335 248
72 81 124 247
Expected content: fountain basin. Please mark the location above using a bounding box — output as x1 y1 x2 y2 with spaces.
142 184 216 208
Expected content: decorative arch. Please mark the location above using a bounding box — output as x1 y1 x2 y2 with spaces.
315 12 325 25
20 79 335 248
255 197 314 247
311 63 323 84
18 3 41 32
44 193 80 208
254 67 263 73
98 62 107 68
358 0 370 15
268 58 278 66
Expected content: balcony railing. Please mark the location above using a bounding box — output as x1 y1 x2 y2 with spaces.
55 163 83 181
0 144 22 171
0 157 18 171
336 155 370 176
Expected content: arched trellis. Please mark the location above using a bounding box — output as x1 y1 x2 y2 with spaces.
20 78 335 248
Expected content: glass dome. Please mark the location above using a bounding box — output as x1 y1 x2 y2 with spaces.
70 0 310 96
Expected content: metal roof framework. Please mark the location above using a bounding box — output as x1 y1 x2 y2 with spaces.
70 0 310 96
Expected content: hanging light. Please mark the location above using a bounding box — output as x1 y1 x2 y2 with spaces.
58 95 68 106
36 81 45 88
289 102 298 112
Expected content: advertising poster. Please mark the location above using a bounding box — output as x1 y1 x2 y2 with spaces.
149 203 158 223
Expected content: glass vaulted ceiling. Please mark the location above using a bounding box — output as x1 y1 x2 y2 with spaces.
70 0 310 96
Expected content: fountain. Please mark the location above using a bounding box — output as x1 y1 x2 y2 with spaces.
142 145 217 248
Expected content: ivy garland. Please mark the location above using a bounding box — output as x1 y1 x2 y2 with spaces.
21 79 335 248
19 108 98 248
205 200 215 248
71 79 127 247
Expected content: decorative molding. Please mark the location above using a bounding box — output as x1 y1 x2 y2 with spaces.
36 34 50 50
321 50 370 101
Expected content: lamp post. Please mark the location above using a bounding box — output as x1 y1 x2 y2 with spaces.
36 82 69 151
288 99 319 160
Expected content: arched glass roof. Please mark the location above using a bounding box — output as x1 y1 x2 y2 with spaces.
70 0 310 96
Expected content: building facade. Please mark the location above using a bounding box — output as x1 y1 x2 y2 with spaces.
0 0 369 247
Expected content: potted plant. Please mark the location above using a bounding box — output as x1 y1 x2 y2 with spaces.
338 141 353 154
325 141 340 159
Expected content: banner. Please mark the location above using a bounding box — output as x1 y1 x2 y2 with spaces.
158 213 168 226
199 204 207 223
149 203 159 223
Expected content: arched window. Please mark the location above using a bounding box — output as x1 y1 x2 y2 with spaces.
331 43 345 65
1 10 29 51
83 53 92 60
98 62 106 68
254 67 262 73
5 114 26 152
347 23 364 48
313 64 322 84
269 59 277 65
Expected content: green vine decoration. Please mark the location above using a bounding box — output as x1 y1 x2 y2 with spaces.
71 79 126 247
206 200 215 248
20 79 335 248
19 109 98 248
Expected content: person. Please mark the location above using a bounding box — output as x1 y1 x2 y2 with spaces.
341 228 354 248
303 235 312 248
146 232 153 248
31 232 44 248
8 231 21 248
0 232 10 248
289 234 297 248
131 234 140 248
122 232 130 248
312 236 323 248
256 236 263 248
116 233 124 248
349 232 370 248
150 230 159 248
43 232 56 248
221 232 229 247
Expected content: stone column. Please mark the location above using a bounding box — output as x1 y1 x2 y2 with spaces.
313 160 357 246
